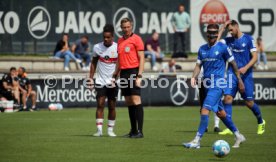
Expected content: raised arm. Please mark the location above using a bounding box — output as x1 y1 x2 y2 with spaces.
217 20 231 41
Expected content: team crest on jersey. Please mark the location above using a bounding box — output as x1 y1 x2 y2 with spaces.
104 55 110 60
125 46 130 52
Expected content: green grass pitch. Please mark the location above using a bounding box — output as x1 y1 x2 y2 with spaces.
0 106 276 162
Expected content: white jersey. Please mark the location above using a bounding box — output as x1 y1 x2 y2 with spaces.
92 42 118 85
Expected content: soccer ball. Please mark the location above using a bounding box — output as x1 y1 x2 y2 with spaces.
212 140 230 158
56 103 63 110
48 103 57 111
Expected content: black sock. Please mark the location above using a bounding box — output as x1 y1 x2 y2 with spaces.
135 104 144 134
128 106 137 133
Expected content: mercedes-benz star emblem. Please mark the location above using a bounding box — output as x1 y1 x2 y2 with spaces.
170 79 189 106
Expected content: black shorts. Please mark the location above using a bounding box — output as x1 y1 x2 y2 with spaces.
199 86 205 107
95 84 118 100
119 67 141 96
1 90 14 100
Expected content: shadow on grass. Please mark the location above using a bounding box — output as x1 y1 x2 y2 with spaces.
175 130 196 133
71 134 134 138
166 144 211 148
208 158 226 161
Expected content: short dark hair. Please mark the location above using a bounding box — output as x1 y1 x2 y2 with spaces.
120 18 132 25
19 67 26 73
179 3 185 7
62 33 69 36
10 67 16 72
227 20 239 28
207 23 219 30
103 24 114 35
257 37 262 41
81 35 89 40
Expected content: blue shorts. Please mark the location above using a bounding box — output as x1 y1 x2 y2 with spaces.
202 87 224 113
224 73 254 100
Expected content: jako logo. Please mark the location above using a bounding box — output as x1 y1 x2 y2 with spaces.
199 0 230 41
113 7 136 38
28 6 51 39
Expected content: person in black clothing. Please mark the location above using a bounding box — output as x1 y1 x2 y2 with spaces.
1 67 21 105
53 33 82 71
18 67 37 111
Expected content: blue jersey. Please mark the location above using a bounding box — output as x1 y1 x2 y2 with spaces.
197 42 234 80
223 34 256 75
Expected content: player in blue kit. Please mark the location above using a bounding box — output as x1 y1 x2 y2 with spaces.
183 24 246 149
218 20 266 135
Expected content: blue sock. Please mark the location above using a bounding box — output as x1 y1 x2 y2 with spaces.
223 103 232 119
196 115 209 138
221 115 238 132
250 103 263 124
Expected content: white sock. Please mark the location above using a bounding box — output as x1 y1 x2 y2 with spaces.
214 114 220 128
96 119 104 132
108 120 115 132
194 133 201 143
234 131 240 137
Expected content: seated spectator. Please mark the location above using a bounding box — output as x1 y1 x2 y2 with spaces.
0 67 21 107
161 59 176 73
53 33 82 71
71 35 92 71
144 31 164 71
0 94 7 112
256 37 269 70
18 67 37 111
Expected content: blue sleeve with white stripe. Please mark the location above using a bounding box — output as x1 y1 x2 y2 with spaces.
222 44 234 62
197 48 202 65
247 35 257 53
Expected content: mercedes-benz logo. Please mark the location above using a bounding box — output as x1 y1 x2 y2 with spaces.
27 6 51 39
170 79 189 106
113 7 136 38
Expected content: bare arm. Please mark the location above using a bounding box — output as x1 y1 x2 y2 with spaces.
71 44 76 53
137 51 145 75
113 56 120 78
217 20 231 41
192 63 201 79
135 51 145 87
191 63 201 87
146 44 154 52
3 82 13 90
239 51 257 74
88 57 98 88
157 46 161 55
89 57 98 79
27 84 32 96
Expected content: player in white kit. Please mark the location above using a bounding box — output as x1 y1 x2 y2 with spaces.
89 24 118 137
